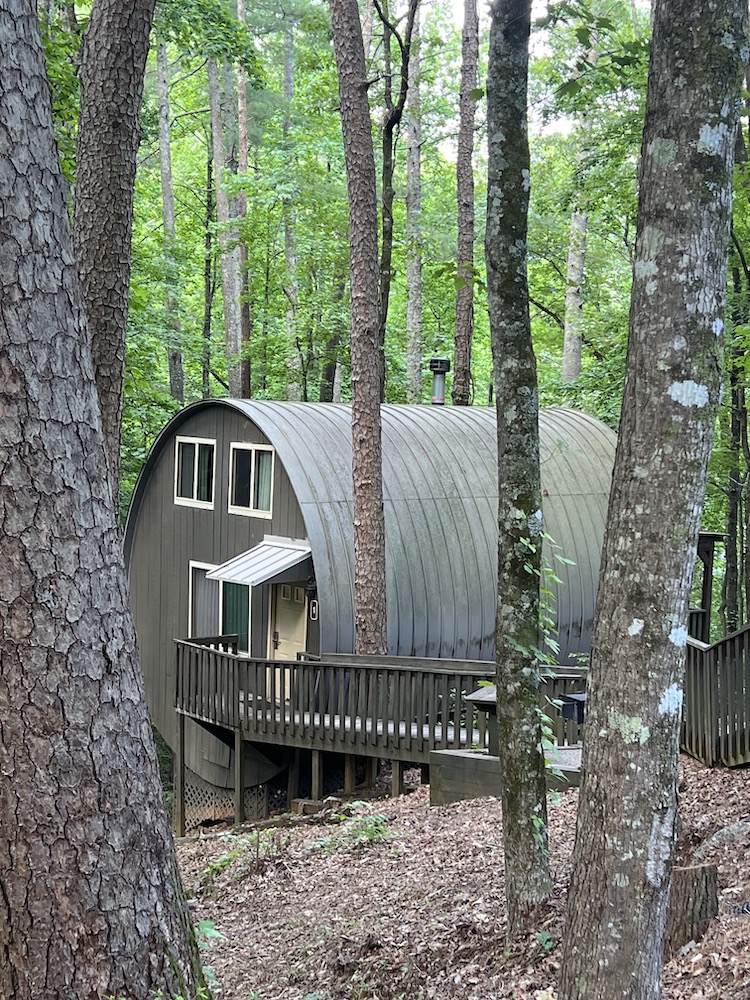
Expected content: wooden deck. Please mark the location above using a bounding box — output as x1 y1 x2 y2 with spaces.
172 619 750 832
173 638 586 830
175 638 586 765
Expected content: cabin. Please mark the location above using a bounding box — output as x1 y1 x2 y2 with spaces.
124 400 617 826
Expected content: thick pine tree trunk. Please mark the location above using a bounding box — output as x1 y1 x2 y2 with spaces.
329 0 387 654
485 0 552 936
452 0 479 407
73 0 156 507
559 2 746 996
0 7 204 998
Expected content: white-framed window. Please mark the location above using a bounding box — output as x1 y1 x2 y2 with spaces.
188 561 219 639
174 437 215 508
228 443 274 518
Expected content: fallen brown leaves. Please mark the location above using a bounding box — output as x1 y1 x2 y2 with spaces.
177 756 750 1000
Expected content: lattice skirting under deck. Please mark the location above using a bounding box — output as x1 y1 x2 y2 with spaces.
179 768 268 831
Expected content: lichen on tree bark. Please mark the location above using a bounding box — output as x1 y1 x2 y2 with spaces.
559 2 748 997
485 0 553 935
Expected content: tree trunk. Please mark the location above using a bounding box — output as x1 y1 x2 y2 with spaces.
157 41 184 403
663 865 718 960
562 40 598 387
562 208 587 384
559 1 745 995
0 7 204 997
723 267 743 634
485 0 552 936
405 9 423 404
73 0 156 508
376 0 419 400
202 148 215 399
453 0 479 406
207 58 243 398
236 0 252 398
283 28 302 402
329 0 387 655
320 272 345 403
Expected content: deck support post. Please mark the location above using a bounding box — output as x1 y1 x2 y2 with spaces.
234 729 245 825
311 749 323 801
344 755 357 794
365 757 378 788
174 711 185 837
420 764 430 785
287 748 300 809
392 760 406 797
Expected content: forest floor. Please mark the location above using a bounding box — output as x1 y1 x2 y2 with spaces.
177 754 750 1000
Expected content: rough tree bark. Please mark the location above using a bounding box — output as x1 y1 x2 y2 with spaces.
559 2 746 996
157 41 185 403
329 0 387 654
0 6 205 998
452 0 479 406
485 0 552 935
405 9 423 404
73 0 156 506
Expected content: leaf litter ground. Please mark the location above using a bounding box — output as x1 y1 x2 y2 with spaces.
178 754 750 1000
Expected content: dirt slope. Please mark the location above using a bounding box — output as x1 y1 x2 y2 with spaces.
178 755 750 1000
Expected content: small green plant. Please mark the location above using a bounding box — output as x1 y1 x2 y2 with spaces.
198 829 287 894
314 803 391 852
536 929 555 953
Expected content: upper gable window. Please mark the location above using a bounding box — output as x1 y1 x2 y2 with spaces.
228 444 274 518
174 437 215 508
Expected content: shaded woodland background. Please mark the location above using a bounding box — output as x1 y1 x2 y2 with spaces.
39 0 750 630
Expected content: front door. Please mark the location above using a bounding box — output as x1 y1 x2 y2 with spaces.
271 583 307 659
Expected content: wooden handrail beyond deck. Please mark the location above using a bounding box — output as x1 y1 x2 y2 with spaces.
685 626 750 766
174 641 587 765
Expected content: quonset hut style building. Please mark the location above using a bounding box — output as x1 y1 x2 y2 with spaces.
124 400 616 823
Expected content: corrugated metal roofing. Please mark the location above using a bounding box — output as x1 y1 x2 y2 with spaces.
205 536 311 586
124 400 615 665
225 402 615 664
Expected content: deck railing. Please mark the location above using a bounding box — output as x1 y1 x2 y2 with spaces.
175 641 586 764
685 625 750 766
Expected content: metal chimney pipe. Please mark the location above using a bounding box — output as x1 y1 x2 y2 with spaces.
429 358 451 405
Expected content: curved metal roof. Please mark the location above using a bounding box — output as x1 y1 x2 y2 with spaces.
125 401 615 663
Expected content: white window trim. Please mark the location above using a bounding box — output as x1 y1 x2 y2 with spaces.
227 442 275 519
174 436 216 510
187 560 219 639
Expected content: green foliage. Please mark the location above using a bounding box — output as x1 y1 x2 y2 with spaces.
313 803 392 852
39 5 85 182
155 0 263 75
197 830 289 895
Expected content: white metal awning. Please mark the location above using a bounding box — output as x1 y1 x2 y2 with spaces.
205 536 311 586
